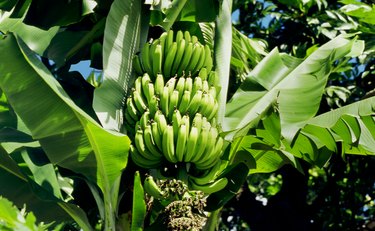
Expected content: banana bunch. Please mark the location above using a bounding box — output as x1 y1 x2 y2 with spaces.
133 30 213 79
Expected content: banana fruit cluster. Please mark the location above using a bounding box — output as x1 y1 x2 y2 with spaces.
133 30 213 79
125 30 223 172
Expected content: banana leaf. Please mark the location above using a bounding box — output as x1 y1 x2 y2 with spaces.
223 34 364 142
131 171 146 231
93 0 143 131
0 146 92 229
0 34 130 230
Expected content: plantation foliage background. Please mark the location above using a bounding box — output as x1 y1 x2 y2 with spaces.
0 0 374 230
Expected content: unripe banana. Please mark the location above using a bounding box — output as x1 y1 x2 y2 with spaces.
208 86 217 99
153 44 163 78
181 114 190 136
190 122 209 163
190 160 224 185
185 43 203 74
141 73 151 91
199 92 213 118
124 108 137 126
144 82 155 104
202 80 209 93
194 126 216 166
151 120 162 151
166 77 176 95
130 145 161 169
191 35 198 44
134 76 142 93
163 42 177 79
160 86 169 117
198 67 208 81
175 76 186 99
177 42 193 76
208 70 219 87
176 123 187 162
192 113 203 134
135 128 161 161
158 32 167 50
184 76 193 93
195 136 223 170
184 30 191 43
155 74 165 96
155 110 168 135
141 42 152 74
193 45 206 76
133 55 144 75
192 76 203 96
143 124 163 158
133 89 147 114
162 125 177 163
175 30 183 43
139 109 150 130
208 101 219 121
187 90 202 115
189 177 228 194
184 124 199 162
171 39 186 76
203 45 213 73
172 109 182 139
168 90 179 119
144 175 165 199
178 90 191 115
165 30 174 52
148 95 159 117
126 97 139 122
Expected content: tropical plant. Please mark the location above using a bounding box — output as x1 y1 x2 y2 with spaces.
0 0 374 230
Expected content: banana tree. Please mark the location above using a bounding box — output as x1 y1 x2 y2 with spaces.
0 0 374 230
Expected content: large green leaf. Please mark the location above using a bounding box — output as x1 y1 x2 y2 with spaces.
131 171 146 231
0 9 59 55
0 146 92 229
0 34 130 230
214 0 232 124
223 34 364 142
93 0 142 131
300 96 375 157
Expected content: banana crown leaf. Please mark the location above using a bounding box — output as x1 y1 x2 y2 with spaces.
223 34 364 142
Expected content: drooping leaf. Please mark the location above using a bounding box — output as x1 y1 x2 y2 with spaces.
0 9 59 55
223 34 364 142
0 34 130 229
0 146 92 229
131 171 146 231
93 0 142 131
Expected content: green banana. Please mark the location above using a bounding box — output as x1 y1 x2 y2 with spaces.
143 124 163 158
155 73 165 96
166 77 176 95
190 160 225 185
153 44 163 78
202 80 209 93
144 175 165 199
208 86 217 99
124 108 136 126
187 89 202 115
141 42 152 74
203 45 213 73
198 67 208 81
130 145 161 169
177 42 193 76
176 30 184 43
178 90 191 115
184 76 193 93
208 101 219 121
194 126 216 166
126 97 139 122
162 125 177 163
175 76 186 100
190 122 209 163
168 90 179 119
191 35 198 44
176 123 187 162
139 109 150 130
193 45 206 75
189 177 228 194
163 42 177 79
199 92 213 118
144 82 155 104
184 30 191 43
181 114 190 139
165 30 174 52
192 113 203 134
134 76 142 93
192 76 203 96
208 70 219 87
154 110 168 135
172 109 182 139
151 120 162 151
184 124 199 162
185 43 203 74
148 95 159 117
132 89 147 114
133 55 144 75
171 38 185 76
135 128 161 161
160 86 169 117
